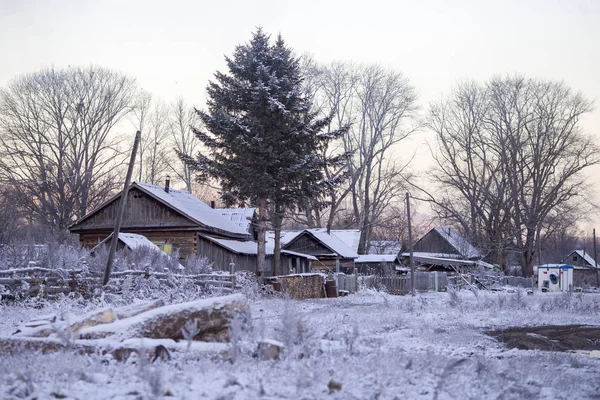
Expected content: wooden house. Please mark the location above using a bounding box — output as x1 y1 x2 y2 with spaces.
69 181 250 261
561 250 600 287
268 229 359 273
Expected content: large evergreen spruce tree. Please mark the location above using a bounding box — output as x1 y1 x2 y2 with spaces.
190 29 346 276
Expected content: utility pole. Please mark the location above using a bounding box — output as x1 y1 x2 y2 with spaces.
103 131 141 286
594 229 599 287
406 192 415 296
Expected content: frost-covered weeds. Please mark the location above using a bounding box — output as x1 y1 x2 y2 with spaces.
1 290 600 399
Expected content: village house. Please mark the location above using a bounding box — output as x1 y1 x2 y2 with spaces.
69 180 250 262
561 249 600 287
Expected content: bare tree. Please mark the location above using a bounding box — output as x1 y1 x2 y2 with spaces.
298 60 418 248
130 90 153 182
169 98 201 192
0 66 136 236
424 76 598 275
142 102 171 185
349 65 419 253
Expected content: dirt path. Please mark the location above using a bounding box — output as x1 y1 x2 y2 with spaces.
487 324 600 352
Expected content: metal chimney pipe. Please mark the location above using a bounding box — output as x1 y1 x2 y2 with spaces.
165 176 170 193
210 200 216 209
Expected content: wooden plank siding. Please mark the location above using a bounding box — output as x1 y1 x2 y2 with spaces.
413 229 460 256
196 234 265 273
196 235 313 276
71 188 197 232
284 235 333 256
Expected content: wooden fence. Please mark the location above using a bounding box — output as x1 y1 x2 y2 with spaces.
359 272 448 295
0 266 237 301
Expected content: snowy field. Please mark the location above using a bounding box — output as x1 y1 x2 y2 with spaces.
1 289 599 399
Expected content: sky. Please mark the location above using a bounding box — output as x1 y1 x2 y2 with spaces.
1 0 599 229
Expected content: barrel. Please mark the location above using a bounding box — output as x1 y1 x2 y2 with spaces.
325 280 338 298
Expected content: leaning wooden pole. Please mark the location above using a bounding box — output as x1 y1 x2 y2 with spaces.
103 131 141 286
406 192 415 296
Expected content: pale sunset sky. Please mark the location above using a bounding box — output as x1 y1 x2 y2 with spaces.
1 0 599 229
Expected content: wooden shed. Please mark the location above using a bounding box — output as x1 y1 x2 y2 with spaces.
69 181 250 261
197 234 316 276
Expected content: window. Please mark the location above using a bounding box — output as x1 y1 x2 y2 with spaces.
573 256 578 262
153 242 173 255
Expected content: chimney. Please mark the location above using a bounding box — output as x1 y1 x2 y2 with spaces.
164 176 170 193
210 200 216 209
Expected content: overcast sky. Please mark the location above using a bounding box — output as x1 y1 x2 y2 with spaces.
1 0 599 229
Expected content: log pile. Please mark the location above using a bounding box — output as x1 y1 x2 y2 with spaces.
2 294 249 361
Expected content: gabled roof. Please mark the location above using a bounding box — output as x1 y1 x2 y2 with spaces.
199 235 317 260
135 183 248 236
70 182 249 238
275 229 358 259
432 227 480 259
218 208 256 233
562 250 598 269
267 229 361 254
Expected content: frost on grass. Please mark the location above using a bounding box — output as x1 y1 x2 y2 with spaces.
1 290 600 399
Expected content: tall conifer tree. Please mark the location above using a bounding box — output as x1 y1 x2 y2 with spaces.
188 29 347 276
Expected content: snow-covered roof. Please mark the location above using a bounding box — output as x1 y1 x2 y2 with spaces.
297 230 359 259
266 230 302 246
401 252 493 269
217 208 255 233
200 236 317 260
267 228 360 259
328 229 361 252
562 250 598 268
356 254 398 263
433 227 481 258
135 182 249 237
92 232 158 252
115 233 158 250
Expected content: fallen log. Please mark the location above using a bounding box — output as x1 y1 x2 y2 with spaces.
79 294 249 342
114 299 165 320
15 308 117 338
0 336 230 361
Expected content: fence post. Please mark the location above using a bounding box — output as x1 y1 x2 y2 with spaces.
434 272 438 292
229 261 236 290
354 267 358 293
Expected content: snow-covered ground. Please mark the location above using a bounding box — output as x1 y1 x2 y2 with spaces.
1 289 599 399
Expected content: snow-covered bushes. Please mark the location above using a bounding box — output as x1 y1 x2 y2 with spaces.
0 242 90 271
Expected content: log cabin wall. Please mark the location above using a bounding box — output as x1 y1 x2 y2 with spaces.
79 230 198 260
